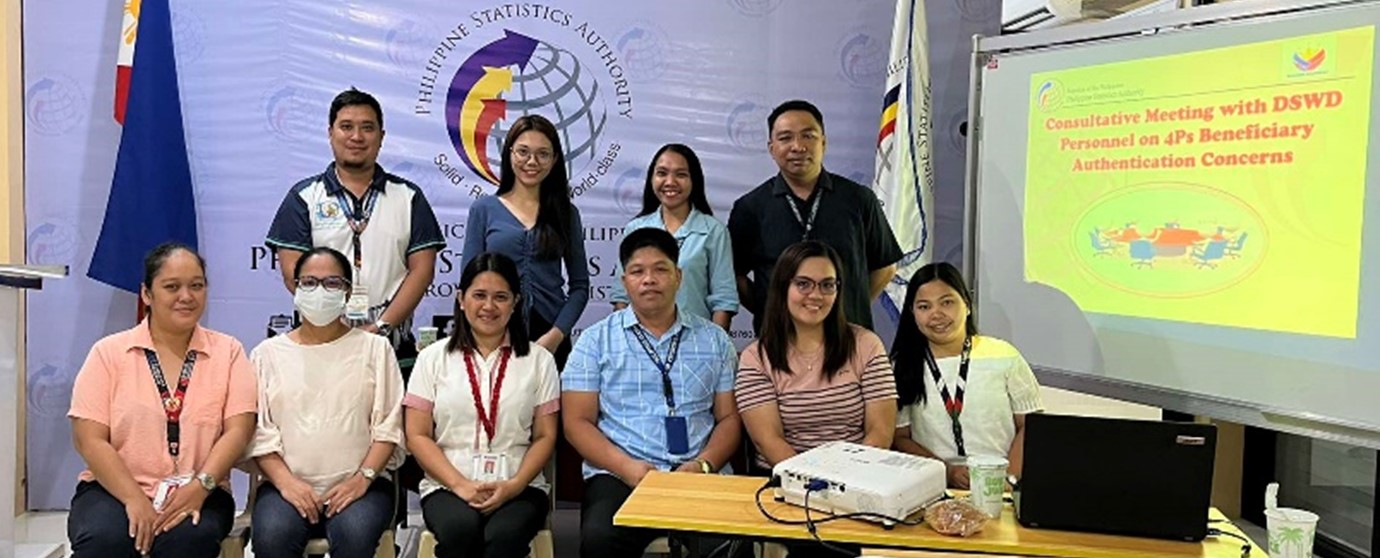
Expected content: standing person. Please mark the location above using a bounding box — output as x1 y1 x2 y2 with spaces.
891 263 1043 488
728 99 903 333
265 87 446 377
67 243 257 557
460 114 589 367
611 143 738 331
405 252 559 558
563 228 741 558
247 247 405 558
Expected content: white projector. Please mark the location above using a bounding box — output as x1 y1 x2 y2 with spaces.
772 441 947 527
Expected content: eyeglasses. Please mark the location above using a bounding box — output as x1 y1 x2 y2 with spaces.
511 147 554 165
296 275 350 293
791 277 839 295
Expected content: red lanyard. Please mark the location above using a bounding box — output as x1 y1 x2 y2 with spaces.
463 347 512 447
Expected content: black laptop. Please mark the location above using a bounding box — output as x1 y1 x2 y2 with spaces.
1014 413 1217 541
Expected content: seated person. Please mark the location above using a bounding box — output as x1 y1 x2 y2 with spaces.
736 240 898 472
890 263 1043 488
68 243 256 558
247 247 405 558
563 228 741 558
405 252 559 558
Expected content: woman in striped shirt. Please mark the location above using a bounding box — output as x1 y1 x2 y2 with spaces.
735 241 898 473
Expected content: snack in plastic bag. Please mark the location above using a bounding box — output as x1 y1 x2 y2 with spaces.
924 498 989 537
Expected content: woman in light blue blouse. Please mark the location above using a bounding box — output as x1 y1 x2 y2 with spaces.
611 143 739 330
460 115 589 367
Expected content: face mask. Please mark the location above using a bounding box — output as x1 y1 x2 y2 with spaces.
294 287 346 326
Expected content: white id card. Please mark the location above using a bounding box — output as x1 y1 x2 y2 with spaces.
152 474 192 511
471 453 509 482
345 284 371 321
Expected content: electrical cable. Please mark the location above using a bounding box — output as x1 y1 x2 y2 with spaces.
1207 527 1253 558
753 477 928 528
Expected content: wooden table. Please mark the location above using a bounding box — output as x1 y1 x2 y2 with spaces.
613 472 1266 558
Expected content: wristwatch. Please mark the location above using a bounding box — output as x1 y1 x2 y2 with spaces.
195 472 216 491
358 467 378 481
695 458 714 474
373 320 393 336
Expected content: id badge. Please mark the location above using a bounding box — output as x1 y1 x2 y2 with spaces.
665 415 689 455
471 453 509 482
152 474 192 511
345 284 371 321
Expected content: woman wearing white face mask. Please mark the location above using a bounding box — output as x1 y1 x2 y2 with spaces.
246 247 406 558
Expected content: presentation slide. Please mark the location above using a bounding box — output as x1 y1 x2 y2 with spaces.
1022 27 1374 339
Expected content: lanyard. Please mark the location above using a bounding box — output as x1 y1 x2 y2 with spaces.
631 327 685 415
334 186 380 272
924 336 973 456
786 191 822 241
463 347 512 450
143 349 198 459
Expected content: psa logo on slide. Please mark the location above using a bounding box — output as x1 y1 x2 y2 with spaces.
1035 79 1064 113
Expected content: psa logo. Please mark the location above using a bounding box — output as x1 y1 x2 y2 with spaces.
314 200 343 221
1035 80 1064 113
1292 48 1326 72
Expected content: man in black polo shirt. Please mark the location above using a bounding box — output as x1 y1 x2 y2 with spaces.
728 99 903 333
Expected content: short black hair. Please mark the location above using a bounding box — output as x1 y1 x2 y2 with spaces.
619 227 680 268
767 99 825 135
292 247 353 285
329 87 383 130
142 242 205 289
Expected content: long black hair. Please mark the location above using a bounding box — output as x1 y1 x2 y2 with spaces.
445 252 531 357
496 114 573 260
757 241 854 381
892 262 979 406
637 143 713 218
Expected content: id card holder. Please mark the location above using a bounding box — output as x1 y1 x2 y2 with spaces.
471 453 509 482
345 284 370 321
665 415 689 455
152 474 192 511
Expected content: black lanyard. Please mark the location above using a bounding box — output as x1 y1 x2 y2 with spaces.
631 327 685 415
786 191 822 241
334 187 380 272
143 349 198 458
925 336 972 456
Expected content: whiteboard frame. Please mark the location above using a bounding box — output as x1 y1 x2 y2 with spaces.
962 0 1380 448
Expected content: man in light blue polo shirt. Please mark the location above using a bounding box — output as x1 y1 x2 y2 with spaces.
563 227 741 558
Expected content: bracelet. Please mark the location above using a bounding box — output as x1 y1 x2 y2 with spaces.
695 458 714 474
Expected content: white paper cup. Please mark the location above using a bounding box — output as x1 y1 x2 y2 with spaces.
967 455 1009 518
417 326 439 349
1265 507 1318 558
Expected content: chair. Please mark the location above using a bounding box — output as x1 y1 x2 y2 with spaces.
1225 232 1248 258
224 473 399 558
1192 240 1227 269
1129 240 1155 268
1089 231 1114 257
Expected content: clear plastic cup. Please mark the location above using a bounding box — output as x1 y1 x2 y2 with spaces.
967 455 1009 518
1265 507 1318 558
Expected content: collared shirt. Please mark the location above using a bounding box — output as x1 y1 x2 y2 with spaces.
68 320 258 498
403 341 561 497
561 308 736 478
265 162 446 308
460 195 590 336
246 329 406 496
897 336 1043 463
610 208 739 320
728 170 903 331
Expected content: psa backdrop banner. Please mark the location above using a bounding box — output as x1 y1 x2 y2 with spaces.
23 0 900 510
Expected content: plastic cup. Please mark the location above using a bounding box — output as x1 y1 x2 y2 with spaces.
967 455 1009 518
1265 507 1318 558
417 326 439 350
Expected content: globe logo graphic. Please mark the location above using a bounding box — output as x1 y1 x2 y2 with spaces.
615 24 668 81
170 9 205 64
28 363 75 419
725 100 769 153
386 19 434 70
727 0 785 16
262 84 320 142
613 166 645 216
26 76 86 136
446 30 608 186
26 221 79 265
838 33 886 89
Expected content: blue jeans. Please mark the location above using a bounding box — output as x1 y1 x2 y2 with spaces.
67 480 234 558
250 478 394 558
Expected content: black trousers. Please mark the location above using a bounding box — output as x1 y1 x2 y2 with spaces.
421 486 549 558
68 481 235 558
580 474 664 558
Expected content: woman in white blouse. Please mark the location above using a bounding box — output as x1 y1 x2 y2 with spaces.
247 247 405 558
405 252 560 558
890 263 1043 489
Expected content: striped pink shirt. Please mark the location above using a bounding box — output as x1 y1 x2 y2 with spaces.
735 325 897 468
